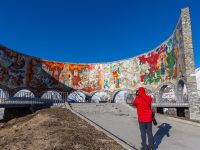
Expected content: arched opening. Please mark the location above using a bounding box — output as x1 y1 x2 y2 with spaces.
159 85 175 103
0 89 9 120
67 91 86 103
113 90 130 103
125 93 135 104
13 89 35 98
41 91 62 100
0 89 9 102
91 91 111 103
145 89 155 103
177 80 188 103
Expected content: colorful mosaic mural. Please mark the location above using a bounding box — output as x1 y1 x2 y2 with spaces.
1 7 199 121
0 47 28 88
0 15 185 94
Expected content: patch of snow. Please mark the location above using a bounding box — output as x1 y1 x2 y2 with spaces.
195 67 200 96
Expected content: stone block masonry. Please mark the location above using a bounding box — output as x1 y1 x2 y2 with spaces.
181 7 200 121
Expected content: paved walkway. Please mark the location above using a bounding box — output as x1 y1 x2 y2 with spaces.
71 103 200 150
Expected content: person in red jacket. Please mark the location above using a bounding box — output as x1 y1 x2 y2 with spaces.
132 87 154 150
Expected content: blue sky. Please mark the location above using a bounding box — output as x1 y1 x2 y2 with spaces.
0 0 199 68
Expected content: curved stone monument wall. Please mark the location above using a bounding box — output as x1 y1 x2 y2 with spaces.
0 8 199 120
0 13 184 94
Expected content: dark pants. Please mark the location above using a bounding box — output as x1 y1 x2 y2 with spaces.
139 122 154 149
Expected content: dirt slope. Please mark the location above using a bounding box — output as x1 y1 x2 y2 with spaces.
0 107 126 150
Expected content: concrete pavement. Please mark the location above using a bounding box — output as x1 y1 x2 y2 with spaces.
70 103 200 150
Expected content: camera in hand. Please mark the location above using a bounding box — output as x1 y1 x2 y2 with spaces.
152 112 157 126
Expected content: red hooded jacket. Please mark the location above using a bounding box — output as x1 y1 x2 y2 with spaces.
132 87 152 122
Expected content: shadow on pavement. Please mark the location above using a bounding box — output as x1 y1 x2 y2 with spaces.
153 123 172 149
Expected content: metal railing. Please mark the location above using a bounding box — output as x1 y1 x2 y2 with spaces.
0 91 68 106
0 90 192 107
124 93 189 108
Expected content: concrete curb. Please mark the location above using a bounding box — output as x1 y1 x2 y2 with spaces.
165 116 200 127
64 103 137 150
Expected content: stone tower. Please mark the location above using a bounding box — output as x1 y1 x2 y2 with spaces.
181 7 200 121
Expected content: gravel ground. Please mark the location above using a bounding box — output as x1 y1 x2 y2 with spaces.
0 107 126 150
